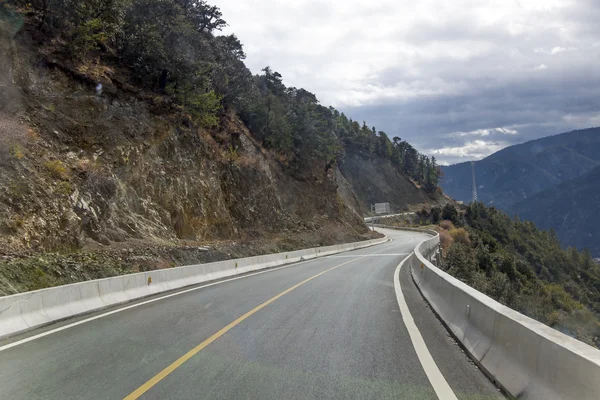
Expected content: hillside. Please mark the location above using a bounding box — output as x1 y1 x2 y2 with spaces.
0 1 439 294
338 147 438 214
513 166 600 256
441 128 600 209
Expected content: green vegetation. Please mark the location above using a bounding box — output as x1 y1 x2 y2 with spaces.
514 165 600 257
44 159 69 180
11 0 440 188
429 203 600 347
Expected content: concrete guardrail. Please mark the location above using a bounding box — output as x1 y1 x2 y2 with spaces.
385 224 600 400
363 212 415 223
0 236 388 340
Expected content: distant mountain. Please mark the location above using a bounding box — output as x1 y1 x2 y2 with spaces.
513 166 600 256
441 128 600 210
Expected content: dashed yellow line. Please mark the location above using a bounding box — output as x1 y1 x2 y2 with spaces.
123 257 361 400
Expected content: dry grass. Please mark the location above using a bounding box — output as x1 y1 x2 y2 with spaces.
449 227 471 246
199 128 220 154
26 128 39 141
75 60 115 82
234 154 258 169
437 229 454 253
55 181 74 196
439 220 455 231
44 160 70 180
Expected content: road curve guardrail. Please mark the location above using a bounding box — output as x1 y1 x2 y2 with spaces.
363 212 415 223
379 224 600 400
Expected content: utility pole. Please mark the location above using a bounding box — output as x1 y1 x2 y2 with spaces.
471 161 478 203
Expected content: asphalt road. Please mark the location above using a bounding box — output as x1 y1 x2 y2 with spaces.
0 228 504 400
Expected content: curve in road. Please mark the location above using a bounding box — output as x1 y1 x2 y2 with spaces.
0 229 504 400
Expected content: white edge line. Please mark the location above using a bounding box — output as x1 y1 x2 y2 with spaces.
394 254 459 400
0 238 392 352
0 259 315 352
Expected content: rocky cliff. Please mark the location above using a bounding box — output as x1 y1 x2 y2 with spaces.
0 32 377 294
338 148 440 213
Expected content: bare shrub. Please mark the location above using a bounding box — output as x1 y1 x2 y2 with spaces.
234 154 258 169
449 227 471 246
44 160 70 180
271 150 290 165
214 131 229 144
438 229 454 253
439 220 455 231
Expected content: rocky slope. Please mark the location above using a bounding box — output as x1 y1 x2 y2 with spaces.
0 31 382 294
339 148 440 214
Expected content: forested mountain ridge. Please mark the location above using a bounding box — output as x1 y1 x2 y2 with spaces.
441 128 600 210
513 166 600 257
0 0 439 293
3 0 441 189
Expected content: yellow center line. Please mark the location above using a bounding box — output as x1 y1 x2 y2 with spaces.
123 256 362 400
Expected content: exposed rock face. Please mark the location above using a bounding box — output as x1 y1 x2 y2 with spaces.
338 148 438 213
0 33 370 258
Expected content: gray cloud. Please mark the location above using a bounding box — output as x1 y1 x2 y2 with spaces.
216 0 600 163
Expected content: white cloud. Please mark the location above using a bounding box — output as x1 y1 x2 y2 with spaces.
217 0 589 106
535 46 577 54
450 127 519 137
427 140 510 163
562 112 600 126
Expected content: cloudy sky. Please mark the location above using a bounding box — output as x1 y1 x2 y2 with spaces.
216 0 600 164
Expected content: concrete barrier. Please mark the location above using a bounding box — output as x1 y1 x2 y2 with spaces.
396 226 600 400
0 236 388 339
363 212 415 223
